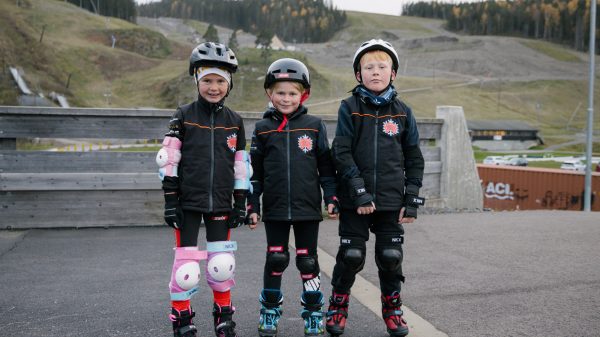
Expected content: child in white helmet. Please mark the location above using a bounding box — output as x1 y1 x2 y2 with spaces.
325 39 425 337
156 42 250 337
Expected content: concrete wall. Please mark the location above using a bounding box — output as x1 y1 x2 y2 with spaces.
0 105 481 228
436 106 484 210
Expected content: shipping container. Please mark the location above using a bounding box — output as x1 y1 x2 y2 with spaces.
477 164 600 211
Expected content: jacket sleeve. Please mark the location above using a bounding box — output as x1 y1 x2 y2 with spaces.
236 117 246 151
316 121 336 202
401 106 424 189
247 128 264 214
332 101 361 181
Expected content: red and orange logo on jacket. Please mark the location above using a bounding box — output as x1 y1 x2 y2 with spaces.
227 134 237 152
298 134 313 153
382 119 399 136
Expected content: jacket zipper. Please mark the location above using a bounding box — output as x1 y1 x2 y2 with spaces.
373 108 379 203
209 109 215 212
286 121 292 220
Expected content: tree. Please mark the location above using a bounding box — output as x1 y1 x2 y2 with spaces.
228 30 239 51
255 29 273 64
203 24 219 43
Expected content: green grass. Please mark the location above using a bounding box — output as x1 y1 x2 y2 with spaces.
519 40 581 62
339 12 434 43
1 0 598 149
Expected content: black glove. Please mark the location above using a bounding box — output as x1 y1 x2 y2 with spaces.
403 185 425 219
245 205 260 225
164 192 184 229
325 195 340 214
348 177 373 208
228 189 247 228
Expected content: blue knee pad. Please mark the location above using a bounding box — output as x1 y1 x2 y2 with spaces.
206 241 237 292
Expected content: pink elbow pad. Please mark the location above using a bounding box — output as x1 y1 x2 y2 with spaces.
233 150 252 191
156 137 182 181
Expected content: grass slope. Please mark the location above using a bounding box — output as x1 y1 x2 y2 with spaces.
1 2 598 148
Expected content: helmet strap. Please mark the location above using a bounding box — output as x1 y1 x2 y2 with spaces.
300 90 310 104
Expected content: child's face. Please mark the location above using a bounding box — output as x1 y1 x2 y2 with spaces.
268 82 303 115
357 54 396 95
198 73 229 103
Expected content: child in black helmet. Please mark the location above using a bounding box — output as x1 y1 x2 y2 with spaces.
156 42 250 337
246 58 338 337
325 39 425 337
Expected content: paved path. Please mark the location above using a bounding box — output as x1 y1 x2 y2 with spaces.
1 210 599 337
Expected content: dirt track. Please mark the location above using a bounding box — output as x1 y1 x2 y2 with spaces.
138 16 596 85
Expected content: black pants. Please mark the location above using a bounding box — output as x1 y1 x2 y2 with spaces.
263 220 320 291
177 210 230 247
331 209 405 295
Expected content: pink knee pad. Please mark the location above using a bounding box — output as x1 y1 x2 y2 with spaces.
157 137 182 181
233 150 252 191
169 247 207 301
206 241 237 292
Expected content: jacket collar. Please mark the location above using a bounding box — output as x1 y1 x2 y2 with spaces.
262 105 308 121
197 94 225 114
352 84 397 107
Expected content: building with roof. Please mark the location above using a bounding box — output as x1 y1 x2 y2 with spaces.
467 120 542 151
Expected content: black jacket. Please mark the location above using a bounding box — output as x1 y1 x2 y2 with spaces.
332 85 424 210
162 96 246 213
248 106 336 221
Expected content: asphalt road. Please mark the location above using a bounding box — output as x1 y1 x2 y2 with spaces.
1 210 599 337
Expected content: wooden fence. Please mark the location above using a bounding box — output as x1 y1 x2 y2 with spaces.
0 106 443 229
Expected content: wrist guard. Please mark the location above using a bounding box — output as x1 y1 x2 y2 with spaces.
403 185 425 218
348 177 373 207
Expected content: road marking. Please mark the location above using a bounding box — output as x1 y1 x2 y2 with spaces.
290 236 448 337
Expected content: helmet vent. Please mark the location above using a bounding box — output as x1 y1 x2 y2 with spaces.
199 50 207 55
287 69 297 73
216 47 222 56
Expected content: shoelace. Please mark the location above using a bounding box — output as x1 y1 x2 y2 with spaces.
306 312 323 330
261 308 280 327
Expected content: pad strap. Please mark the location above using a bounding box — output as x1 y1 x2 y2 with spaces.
174 248 208 261
171 288 199 301
207 241 238 252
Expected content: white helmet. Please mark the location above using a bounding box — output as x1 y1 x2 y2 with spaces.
188 42 238 76
352 39 399 74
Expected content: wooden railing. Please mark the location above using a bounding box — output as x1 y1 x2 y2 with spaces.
0 106 443 229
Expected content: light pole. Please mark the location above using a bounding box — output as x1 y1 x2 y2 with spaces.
583 0 597 211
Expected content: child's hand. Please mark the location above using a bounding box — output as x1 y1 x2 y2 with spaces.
399 207 415 224
247 212 260 230
357 202 376 215
327 203 339 220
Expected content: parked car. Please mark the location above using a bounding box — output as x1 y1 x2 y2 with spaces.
483 156 508 165
507 157 528 166
560 160 586 171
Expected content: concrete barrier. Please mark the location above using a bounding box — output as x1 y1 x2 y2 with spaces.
0 105 477 229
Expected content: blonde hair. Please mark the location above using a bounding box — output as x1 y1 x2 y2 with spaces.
266 81 305 95
359 50 393 68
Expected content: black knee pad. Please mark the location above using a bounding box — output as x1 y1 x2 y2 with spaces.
266 249 290 273
338 237 366 273
296 254 320 275
375 234 403 272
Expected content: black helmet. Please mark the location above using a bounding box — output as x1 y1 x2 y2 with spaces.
352 39 399 74
188 42 238 76
263 58 310 90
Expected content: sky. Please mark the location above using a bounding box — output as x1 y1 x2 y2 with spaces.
134 0 405 16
